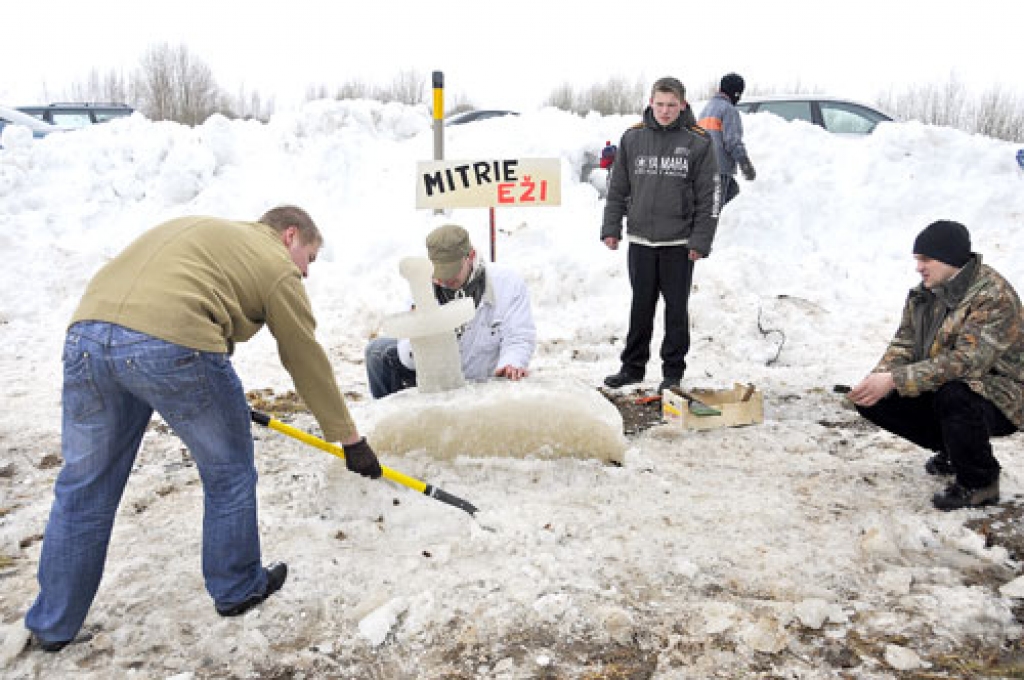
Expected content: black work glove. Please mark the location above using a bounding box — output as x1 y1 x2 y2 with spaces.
739 158 756 181
343 438 383 479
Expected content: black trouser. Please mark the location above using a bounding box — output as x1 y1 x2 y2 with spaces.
721 175 740 206
855 381 1016 488
620 242 695 381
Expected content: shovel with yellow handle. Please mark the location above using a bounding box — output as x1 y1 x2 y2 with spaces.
250 409 479 517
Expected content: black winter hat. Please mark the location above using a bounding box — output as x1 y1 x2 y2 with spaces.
720 73 745 97
913 220 972 267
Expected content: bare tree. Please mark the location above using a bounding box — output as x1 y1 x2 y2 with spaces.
973 86 1024 142
745 80 823 97
67 68 131 104
691 79 722 102
877 74 967 128
586 76 646 115
335 80 373 101
305 84 330 101
134 45 175 121
377 69 426 105
546 77 645 115
228 85 275 122
441 92 475 117
134 43 225 124
545 82 578 113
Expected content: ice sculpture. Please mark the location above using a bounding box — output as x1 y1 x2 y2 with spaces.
380 256 475 393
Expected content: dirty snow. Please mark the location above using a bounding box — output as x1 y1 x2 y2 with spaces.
0 99 1023 678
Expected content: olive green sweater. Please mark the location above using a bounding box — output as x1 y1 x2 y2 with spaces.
72 216 357 441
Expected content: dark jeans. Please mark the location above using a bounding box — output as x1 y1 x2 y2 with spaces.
855 381 1016 488
365 337 417 399
620 242 695 381
721 174 740 206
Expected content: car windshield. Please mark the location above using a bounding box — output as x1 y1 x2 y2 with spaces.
48 112 93 128
819 102 886 134
94 110 130 122
755 101 814 124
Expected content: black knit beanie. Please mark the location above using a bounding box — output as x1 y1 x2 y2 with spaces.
912 220 971 267
720 73 745 105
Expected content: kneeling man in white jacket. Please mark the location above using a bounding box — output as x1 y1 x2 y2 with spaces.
365 224 536 398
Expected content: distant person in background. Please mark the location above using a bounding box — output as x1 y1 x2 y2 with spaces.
26 207 383 652
599 140 617 169
365 224 536 398
698 72 756 205
849 220 1023 511
601 76 720 394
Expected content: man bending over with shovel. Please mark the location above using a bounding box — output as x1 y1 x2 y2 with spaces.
25 206 382 652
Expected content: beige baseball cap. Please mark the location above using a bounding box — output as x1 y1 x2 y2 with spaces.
426 224 472 280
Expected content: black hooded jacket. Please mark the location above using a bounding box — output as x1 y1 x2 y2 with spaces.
601 105 721 255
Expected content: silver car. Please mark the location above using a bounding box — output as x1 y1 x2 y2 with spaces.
735 95 894 134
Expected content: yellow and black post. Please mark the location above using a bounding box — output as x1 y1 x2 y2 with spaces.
432 71 444 215
432 71 444 162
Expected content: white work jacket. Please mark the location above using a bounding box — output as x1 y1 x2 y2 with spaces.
398 262 536 380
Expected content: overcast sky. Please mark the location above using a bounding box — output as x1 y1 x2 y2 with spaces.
4 0 1022 110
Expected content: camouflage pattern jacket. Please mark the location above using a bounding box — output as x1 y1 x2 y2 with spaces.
874 254 1024 428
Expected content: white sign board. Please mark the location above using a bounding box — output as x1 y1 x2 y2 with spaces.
416 158 561 209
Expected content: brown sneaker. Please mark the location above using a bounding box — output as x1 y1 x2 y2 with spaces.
932 481 999 511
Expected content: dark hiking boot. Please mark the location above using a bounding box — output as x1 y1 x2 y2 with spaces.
658 377 681 393
924 453 955 476
604 370 643 389
216 562 288 617
30 630 93 653
34 637 70 653
932 481 999 511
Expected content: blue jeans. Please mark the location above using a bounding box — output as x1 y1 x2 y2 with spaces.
365 337 417 399
26 321 267 644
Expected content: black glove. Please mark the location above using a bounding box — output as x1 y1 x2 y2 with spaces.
343 438 383 479
739 158 756 181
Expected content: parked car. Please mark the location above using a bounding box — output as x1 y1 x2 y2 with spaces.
0 104 71 140
445 109 518 126
17 102 134 128
735 96 893 134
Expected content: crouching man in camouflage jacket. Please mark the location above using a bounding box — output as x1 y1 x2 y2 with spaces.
849 220 1023 511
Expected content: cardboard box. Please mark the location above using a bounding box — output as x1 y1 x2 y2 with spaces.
662 383 764 431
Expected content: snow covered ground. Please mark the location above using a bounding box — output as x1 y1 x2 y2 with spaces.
1 99 1023 678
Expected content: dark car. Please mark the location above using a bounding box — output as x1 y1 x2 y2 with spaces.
17 102 134 128
445 110 519 126
735 96 893 134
